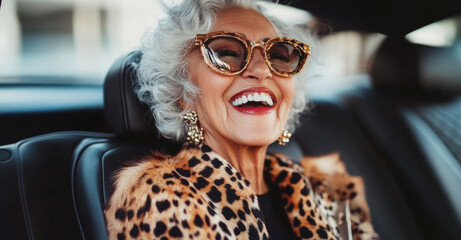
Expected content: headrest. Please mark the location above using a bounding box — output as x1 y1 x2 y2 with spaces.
370 37 420 93
370 37 461 93
103 51 154 137
417 43 461 91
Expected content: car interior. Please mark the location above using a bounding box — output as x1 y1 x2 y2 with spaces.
1 0 461 239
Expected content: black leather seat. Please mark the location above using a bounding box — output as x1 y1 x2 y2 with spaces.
71 51 181 240
72 139 153 239
70 50 423 240
341 37 461 240
0 52 173 240
0 131 112 240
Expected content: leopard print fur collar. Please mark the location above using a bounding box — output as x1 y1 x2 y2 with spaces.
105 144 379 240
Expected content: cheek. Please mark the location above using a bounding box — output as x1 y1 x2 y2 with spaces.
188 54 216 106
189 52 227 94
192 69 230 106
280 78 296 112
188 60 232 121
196 78 232 115
286 79 296 101
188 54 204 86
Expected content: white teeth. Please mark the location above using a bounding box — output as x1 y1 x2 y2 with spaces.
242 95 248 104
267 97 273 106
260 93 266 102
254 93 260 102
231 92 274 107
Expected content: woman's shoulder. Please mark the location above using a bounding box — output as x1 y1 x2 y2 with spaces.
106 143 240 209
106 148 196 207
104 148 202 239
104 144 259 239
266 151 344 173
267 151 359 185
105 152 176 210
268 151 368 206
298 153 366 202
267 151 378 240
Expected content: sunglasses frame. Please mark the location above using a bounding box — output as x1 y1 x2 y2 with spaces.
194 31 311 77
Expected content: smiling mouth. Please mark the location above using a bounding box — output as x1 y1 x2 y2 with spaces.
230 87 276 115
232 92 274 107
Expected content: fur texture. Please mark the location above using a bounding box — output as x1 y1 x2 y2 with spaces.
105 144 379 239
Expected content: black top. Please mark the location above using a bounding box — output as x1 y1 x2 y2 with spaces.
257 185 296 240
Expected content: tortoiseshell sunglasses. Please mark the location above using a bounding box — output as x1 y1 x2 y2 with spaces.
194 31 311 77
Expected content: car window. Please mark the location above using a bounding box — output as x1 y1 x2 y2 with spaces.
0 0 161 83
406 15 461 47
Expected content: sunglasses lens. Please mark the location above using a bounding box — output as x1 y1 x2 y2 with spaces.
268 42 303 74
204 36 248 73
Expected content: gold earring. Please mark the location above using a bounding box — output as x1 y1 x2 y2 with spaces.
277 128 291 146
180 110 204 145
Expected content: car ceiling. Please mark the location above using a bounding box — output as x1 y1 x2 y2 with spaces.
281 0 461 36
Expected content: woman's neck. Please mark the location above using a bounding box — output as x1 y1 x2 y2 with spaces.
204 137 269 195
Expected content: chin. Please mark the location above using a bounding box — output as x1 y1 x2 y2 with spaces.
233 130 279 147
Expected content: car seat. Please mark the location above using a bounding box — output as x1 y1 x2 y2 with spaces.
0 131 113 240
342 37 461 240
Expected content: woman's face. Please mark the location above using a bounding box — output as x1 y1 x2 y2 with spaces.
187 7 295 147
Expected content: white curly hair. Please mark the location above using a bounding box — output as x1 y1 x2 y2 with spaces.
136 0 320 142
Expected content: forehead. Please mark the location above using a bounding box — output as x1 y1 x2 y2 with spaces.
211 7 278 40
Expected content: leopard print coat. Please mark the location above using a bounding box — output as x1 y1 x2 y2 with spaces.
105 144 379 240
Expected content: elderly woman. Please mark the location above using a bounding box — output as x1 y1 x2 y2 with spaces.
105 0 379 239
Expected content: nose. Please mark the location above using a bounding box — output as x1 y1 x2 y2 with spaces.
241 48 272 80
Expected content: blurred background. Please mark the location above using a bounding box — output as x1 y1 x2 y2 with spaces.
1 1 461 239
1 0 159 82
0 0 460 90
